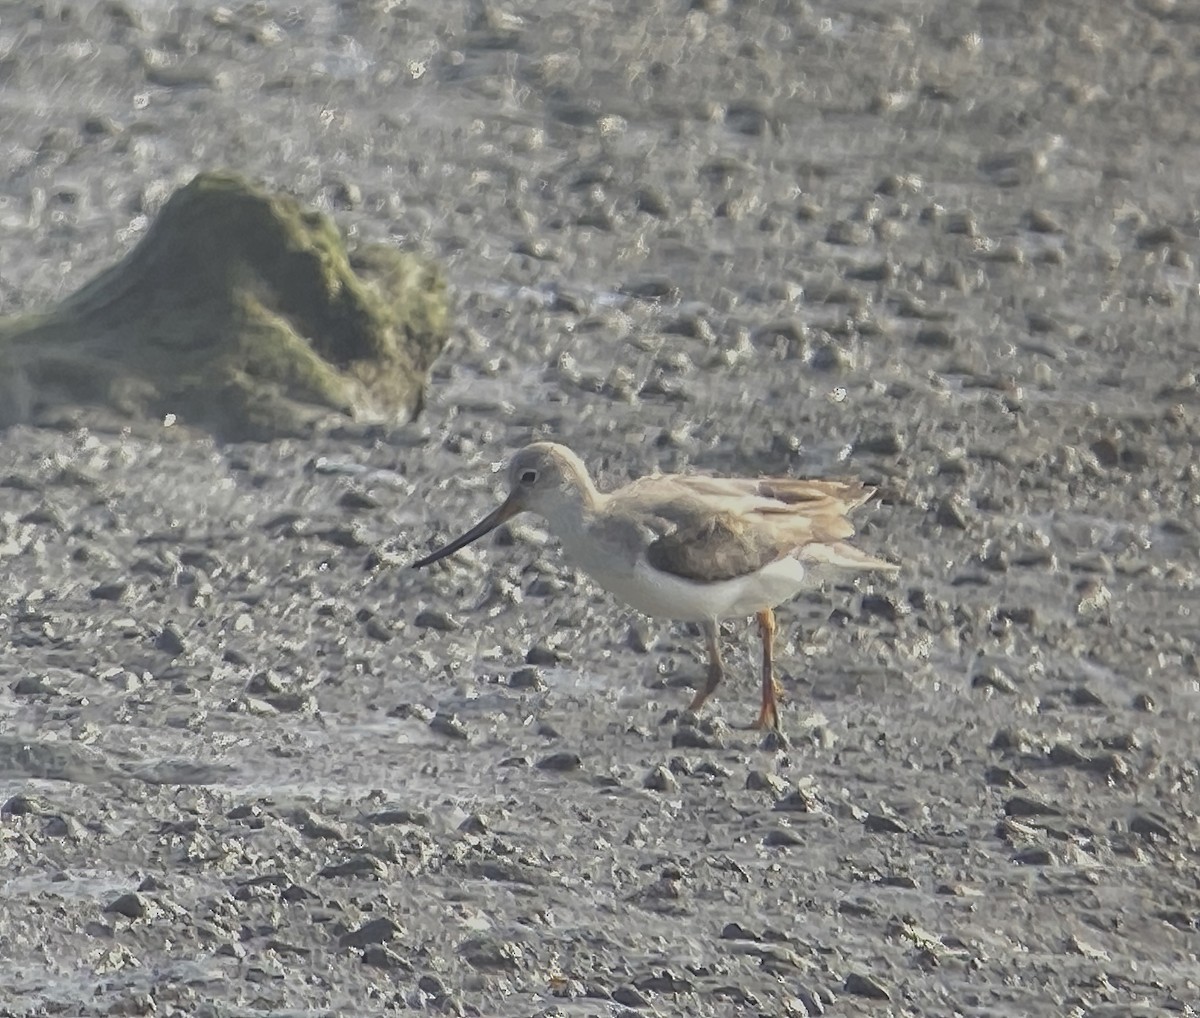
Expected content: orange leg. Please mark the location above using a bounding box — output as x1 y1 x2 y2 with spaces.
752 608 781 730
688 621 724 713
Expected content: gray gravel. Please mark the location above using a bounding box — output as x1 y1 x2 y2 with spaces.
3 1 1200 1015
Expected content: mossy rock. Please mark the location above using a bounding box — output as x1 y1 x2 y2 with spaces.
0 172 450 440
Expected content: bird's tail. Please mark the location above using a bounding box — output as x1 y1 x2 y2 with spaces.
798 541 898 573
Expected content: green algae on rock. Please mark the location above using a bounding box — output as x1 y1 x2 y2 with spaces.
0 172 450 440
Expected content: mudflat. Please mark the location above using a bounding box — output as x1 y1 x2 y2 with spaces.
2 2 1198 1015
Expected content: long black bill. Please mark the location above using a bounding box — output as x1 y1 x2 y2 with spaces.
411 496 522 568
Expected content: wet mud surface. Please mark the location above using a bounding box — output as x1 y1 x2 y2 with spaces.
2 1 1200 1015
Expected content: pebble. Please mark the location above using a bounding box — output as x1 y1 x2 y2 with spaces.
863 813 908 835
671 725 723 751
745 770 787 794
430 712 469 741
762 827 805 847
340 917 403 948
536 752 582 772
90 580 129 602
154 623 187 656
104 892 148 919
1004 795 1062 818
415 609 461 632
844 972 891 1001
12 675 57 696
643 766 677 792
507 666 544 689
362 946 414 971
773 788 822 813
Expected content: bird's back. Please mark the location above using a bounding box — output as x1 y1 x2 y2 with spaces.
605 472 884 584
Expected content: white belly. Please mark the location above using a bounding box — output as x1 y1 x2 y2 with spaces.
574 551 809 623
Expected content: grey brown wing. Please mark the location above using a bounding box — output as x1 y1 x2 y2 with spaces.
645 511 791 583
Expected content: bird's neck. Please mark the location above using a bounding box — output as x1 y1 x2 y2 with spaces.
543 485 602 543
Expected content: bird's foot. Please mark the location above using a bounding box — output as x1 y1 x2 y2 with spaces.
751 700 780 732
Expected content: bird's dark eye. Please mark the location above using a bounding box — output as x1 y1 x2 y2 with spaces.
519 469 538 485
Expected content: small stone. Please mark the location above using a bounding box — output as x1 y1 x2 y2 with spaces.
281 884 317 902
643 766 677 792
619 276 677 301
634 970 693 993
758 728 790 752
1070 686 1105 707
458 813 489 834
773 788 821 813
364 807 432 827
794 985 828 1016
44 815 81 839
319 524 368 549
972 665 1018 695
860 594 903 622
864 813 908 834
417 974 448 997
20 505 65 528
984 766 1026 789
12 675 57 696
414 609 460 632
671 725 723 750
1024 209 1064 233
844 971 891 1000
825 220 872 245
745 770 787 794
458 935 523 971
667 756 693 776
154 623 187 656
526 643 570 666
611 985 651 1009
996 606 1036 627
943 210 977 235
1129 812 1175 842
2 795 44 816
935 496 971 530
508 666 544 690
90 581 129 602
337 488 379 511
537 752 582 772
105 892 147 919
855 428 905 456
990 727 1035 752
1048 742 1088 768
340 917 403 948
362 945 414 971
1136 223 1181 248
1004 795 1062 818
366 618 394 641
1013 846 1056 866
1131 692 1156 713
625 622 657 653
430 712 469 741
763 827 805 847
1084 752 1130 780
318 855 388 880
878 874 918 889
914 326 956 349
808 340 853 373
292 808 345 841
634 187 671 218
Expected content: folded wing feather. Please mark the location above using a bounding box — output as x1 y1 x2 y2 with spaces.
621 473 882 583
